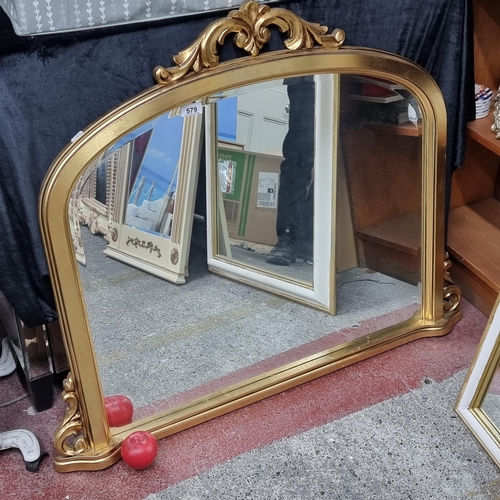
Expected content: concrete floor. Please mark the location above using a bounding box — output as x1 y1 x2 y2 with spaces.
146 372 500 500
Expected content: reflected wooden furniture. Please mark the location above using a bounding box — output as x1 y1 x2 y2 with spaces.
341 117 422 285
447 0 500 316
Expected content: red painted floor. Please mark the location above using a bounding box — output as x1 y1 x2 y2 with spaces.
0 300 488 499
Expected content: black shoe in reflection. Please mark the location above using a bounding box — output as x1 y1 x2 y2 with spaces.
266 228 296 266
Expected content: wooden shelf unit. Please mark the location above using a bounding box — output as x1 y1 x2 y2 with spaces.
446 0 500 316
341 121 422 285
357 211 421 285
448 199 500 316
468 117 500 157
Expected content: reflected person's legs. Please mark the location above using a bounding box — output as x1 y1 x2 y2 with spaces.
296 183 314 263
267 77 315 266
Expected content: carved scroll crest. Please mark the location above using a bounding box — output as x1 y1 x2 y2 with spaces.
154 0 345 85
443 252 462 313
54 373 89 457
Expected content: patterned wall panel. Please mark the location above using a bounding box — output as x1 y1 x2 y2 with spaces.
0 0 276 36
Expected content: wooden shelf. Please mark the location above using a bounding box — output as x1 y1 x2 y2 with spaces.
365 122 422 137
447 198 500 295
446 0 500 315
468 117 500 156
357 212 421 285
358 211 420 256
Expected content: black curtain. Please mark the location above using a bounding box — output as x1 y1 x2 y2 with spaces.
0 0 474 326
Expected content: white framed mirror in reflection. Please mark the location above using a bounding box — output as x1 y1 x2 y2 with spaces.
205 74 336 313
456 294 500 469
39 1 462 472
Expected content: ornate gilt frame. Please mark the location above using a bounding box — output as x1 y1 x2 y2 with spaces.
39 1 461 472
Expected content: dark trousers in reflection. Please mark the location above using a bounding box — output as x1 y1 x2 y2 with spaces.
276 77 315 250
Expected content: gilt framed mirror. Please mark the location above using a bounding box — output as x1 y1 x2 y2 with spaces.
39 1 462 472
456 294 500 468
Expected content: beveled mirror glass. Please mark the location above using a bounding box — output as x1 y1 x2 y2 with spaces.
39 1 462 472
456 294 500 469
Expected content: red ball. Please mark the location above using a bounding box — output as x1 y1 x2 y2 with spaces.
104 395 134 428
121 431 158 470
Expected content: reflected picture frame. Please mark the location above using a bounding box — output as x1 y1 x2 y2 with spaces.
456 294 500 468
77 155 113 240
69 147 124 266
205 74 337 313
103 113 204 284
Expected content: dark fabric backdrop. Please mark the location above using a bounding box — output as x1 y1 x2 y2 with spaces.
0 0 474 326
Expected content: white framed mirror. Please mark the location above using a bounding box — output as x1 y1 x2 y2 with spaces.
205 74 337 313
456 294 500 468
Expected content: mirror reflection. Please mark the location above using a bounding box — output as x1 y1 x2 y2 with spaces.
338 74 423 287
122 127 173 237
70 72 424 429
481 362 500 428
113 114 184 238
214 78 314 284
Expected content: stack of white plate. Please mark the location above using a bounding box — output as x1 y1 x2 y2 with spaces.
475 83 493 119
